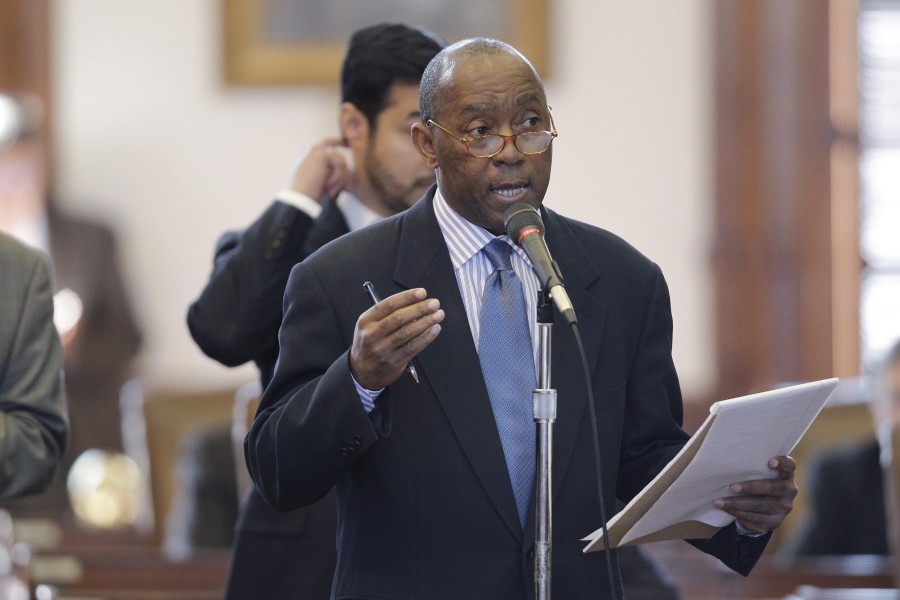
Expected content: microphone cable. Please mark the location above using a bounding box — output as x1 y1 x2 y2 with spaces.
570 321 625 600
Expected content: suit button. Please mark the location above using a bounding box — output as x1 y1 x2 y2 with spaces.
352 434 362 443
526 548 534 560
266 229 287 258
340 447 350 456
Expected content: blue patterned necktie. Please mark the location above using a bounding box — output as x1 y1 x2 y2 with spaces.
478 239 537 528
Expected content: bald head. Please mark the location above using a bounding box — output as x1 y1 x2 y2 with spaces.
419 38 544 124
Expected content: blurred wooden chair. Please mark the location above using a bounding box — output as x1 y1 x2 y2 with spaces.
231 379 261 502
886 427 900 585
771 377 875 552
119 378 238 546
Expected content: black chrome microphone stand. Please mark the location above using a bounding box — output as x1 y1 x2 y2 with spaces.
533 292 556 600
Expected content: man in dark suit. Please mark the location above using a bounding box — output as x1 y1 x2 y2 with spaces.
247 38 798 598
187 23 445 599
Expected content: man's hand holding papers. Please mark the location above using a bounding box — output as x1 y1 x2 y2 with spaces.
713 455 798 535
584 378 838 552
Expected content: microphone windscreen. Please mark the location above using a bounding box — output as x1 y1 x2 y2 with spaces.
503 203 544 242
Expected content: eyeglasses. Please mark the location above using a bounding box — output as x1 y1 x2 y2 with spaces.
427 114 557 158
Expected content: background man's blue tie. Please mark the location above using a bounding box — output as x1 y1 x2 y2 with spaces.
478 239 537 528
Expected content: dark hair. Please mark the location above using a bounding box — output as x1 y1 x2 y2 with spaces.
341 23 445 130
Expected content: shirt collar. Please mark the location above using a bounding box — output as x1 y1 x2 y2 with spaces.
433 187 533 270
433 187 500 271
336 190 382 232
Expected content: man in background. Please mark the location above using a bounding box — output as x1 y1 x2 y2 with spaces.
0 92 141 514
187 23 445 599
0 230 68 500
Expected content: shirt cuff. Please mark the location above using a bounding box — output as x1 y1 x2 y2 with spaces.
353 375 383 414
275 189 322 219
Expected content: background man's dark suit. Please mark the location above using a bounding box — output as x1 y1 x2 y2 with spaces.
188 197 348 598
781 437 887 556
248 189 769 599
190 199 349 386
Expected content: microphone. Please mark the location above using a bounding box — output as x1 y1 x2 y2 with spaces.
503 203 577 325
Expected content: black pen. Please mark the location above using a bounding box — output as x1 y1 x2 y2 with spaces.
362 281 420 384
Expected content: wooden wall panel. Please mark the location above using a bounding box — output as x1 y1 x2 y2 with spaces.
712 1 837 400
0 0 51 137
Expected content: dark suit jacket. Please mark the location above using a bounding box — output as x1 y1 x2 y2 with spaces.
781 437 887 556
188 198 348 598
189 199 350 389
248 188 769 599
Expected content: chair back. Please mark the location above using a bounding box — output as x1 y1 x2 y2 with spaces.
231 379 262 502
120 378 237 545
773 377 875 552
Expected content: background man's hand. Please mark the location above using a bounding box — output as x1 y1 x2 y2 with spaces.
289 138 353 204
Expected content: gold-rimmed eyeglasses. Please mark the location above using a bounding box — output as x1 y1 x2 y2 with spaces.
427 114 557 158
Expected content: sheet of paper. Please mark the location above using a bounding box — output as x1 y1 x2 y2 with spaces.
583 378 839 552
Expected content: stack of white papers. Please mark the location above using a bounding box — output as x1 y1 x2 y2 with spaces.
583 378 839 552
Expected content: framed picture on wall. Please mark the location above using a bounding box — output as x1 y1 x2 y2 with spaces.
222 0 550 85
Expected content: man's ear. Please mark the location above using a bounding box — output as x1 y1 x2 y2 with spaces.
340 102 370 148
412 122 439 169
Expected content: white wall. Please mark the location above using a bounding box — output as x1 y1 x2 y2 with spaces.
51 0 714 398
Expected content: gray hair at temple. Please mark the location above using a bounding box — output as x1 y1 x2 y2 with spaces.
0 93 44 149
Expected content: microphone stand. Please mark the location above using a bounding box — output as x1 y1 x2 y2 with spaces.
534 291 556 600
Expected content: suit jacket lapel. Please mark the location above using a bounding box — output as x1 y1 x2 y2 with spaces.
544 209 607 501
393 192 526 541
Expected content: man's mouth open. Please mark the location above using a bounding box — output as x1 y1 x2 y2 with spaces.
492 184 528 199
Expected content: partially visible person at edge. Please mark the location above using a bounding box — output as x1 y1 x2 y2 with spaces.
0 231 69 500
246 37 797 599
0 92 140 516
